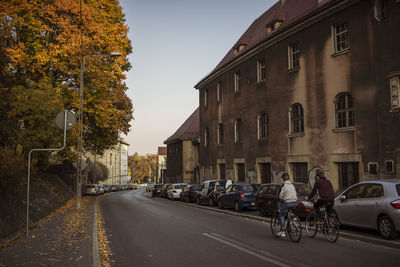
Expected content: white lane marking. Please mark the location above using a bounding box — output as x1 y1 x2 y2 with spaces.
202 233 291 267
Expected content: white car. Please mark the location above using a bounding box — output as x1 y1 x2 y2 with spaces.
167 183 187 200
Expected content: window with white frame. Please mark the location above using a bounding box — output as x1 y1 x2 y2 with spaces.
217 123 224 144
257 60 266 82
290 103 304 134
204 89 208 107
390 76 400 109
257 113 268 139
335 93 355 128
234 119 243 143
234 72 240 93
217 82 222 101
204 128 209 147
333 23 349 53
288 44 300 70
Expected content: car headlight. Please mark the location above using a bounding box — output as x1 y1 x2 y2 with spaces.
301 201 314 207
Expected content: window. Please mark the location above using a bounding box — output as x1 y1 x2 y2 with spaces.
288 44 300 70
333 23 349 53
234 119 243 143
257 113 268 139
364 184 384 198
217 82 222 101
292 163 308 184
204 89 208 107
234 72 240 93
390 76 400 109
236 163 246 182
218 163 226 179
338 162 359 190
204 128 209 147
385 160 394 173
257 60 266 82
335 93 355 128
345 184 366 199
259 163 271 183
290 103 304 134
368 162 378 175
217 123 224 144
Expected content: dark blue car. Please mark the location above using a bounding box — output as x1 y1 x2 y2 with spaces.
217 184 256 211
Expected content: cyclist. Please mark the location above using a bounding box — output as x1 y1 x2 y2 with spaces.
277 173 298 237
308 169 335 220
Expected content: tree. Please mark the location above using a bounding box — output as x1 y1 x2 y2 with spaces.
128 153 158 183
0 0 133 160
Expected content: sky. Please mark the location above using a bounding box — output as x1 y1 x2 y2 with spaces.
119 0 277 156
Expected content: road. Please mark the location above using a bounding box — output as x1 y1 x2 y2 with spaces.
100 188 398 267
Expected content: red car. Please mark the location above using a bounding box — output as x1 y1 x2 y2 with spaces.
256 182 314 218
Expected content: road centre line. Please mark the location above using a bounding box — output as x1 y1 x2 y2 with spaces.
202 233 292 267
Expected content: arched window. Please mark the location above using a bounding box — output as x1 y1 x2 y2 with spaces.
204 128 209 147
290 103 304 134
335 93 355 128
217 123 224 144
257 113 269 139
234 119 243 143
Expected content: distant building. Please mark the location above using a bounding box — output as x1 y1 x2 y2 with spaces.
164 108 200 184
85 139 130 185
157 146 167 183
194 0 400 190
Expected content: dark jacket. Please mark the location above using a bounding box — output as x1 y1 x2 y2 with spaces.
309 177 335 200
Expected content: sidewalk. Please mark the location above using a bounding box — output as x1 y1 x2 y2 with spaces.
0 197 96 267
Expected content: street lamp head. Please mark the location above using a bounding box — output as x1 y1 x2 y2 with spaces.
110 51 122 57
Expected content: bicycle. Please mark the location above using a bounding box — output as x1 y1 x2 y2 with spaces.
270 206 302 243
305 203 340 243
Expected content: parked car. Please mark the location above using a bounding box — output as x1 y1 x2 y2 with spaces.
217 183 257 211
85 184 100 195
196 180 227 206
151 184 163 197
334 180 400 240
167 183 187 200
256 182 314 218
146 183 154 194
180 184 201 203
131 184 137 190
110 184 119 192
160 183 171 198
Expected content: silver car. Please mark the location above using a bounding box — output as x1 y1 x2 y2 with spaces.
334 180 400 240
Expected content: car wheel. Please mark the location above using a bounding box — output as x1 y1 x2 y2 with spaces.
209 198 214 207
234 201 242 212
378 215 398 240
218 200 223 209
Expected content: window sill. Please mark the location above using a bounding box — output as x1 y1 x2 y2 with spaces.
234 91 241 96
331 49 349 57
258 137 271 142
288 133 305 138
332 127 356 133
288 66 300 73
257 80 266 86
390 108 400 113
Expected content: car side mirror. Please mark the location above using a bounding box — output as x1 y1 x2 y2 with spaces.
339 195 346 202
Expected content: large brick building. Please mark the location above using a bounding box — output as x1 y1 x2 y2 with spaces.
194 0 400 191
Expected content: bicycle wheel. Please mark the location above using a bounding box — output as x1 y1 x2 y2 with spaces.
323 214 340 243
288 215 302 243
270 211 280 238
305 212 318 238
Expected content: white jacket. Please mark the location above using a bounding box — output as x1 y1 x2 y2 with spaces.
279 181 298 202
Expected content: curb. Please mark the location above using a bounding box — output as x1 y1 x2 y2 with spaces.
157 197 400 249
92 196 101 267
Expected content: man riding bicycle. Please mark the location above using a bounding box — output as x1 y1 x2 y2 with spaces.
277 173 297 237
308 169 335 220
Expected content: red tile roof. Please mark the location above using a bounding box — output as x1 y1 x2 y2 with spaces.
164 108 199 144
157 146 167 155
195 0 334 88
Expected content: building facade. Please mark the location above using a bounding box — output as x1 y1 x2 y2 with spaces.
195 0 400 191
164 108 200 184
157 146 167 183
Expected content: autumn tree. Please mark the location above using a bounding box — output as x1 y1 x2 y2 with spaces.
0 0 133 161
128 153 158 183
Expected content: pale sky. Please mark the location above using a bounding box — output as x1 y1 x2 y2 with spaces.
119 0 276 155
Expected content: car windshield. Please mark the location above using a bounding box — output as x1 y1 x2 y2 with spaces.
294 184 312 196
191 185 201 191
175 184 186 189
241 184 255 193
154 184 163 189
396 184 400 196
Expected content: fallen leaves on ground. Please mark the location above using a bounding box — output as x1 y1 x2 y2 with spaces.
97 198 113 267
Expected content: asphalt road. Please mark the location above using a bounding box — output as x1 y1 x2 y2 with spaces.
100 188 399 267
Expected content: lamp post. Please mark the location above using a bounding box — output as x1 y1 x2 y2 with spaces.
77 51 121 210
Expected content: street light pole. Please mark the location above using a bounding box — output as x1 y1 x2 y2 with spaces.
77 52 121 210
